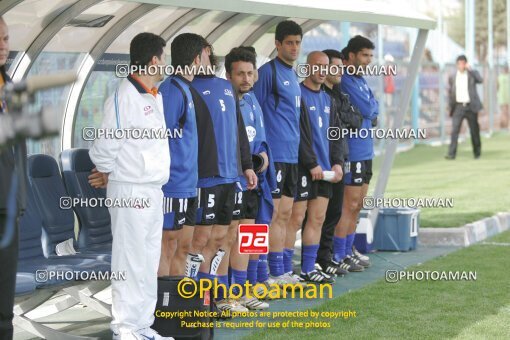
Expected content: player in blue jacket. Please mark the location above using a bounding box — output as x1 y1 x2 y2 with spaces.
252 20 304 285
213 46 271 311
332 36 377 270
158 33 203 279
189 38 257 313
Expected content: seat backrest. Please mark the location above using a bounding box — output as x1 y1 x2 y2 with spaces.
60 148 112 250
18 183 45 262
27 154 75 257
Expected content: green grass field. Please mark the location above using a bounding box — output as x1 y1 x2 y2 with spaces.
246 231 510 340
371 132 510 227
241 133 510 340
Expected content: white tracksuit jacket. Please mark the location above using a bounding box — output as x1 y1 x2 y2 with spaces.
89 77 170 185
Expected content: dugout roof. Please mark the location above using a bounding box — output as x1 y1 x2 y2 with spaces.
0 0 435 225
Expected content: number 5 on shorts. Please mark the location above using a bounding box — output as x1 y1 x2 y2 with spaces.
207 194 215 208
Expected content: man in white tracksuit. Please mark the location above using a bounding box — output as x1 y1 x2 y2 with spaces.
89 33 172 340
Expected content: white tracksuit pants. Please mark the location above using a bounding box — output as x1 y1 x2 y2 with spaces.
108 181 163 334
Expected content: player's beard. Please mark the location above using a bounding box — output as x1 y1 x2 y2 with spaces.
239 83 252 94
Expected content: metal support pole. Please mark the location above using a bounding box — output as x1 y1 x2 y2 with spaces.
439 69 446 142
438 0 446 142
507 0 510 116
488 0 494 133
378 24 386 150
507 0 510 92
341 22 350 48
369 29 429 229
411 78 420 144
465 0 475 62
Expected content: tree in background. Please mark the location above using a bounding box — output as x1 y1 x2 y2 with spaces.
446 0 507 63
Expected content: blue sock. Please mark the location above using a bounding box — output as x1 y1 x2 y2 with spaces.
268 252 284 277
231 269 247 296
197 272 215 294
247 260 258 285
302 244 320 274
197 271 215 282
283 248 294 273
333 236 347 262
257 255 269 282
217 274 229 301
346 233 356 256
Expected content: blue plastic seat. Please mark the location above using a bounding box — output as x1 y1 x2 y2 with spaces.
60 148 112 254
18 181 110 288
15 186 112 339
27 154 110 262
15 273 36 296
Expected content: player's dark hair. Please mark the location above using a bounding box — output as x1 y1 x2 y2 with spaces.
346 35 375 54
224 47 257 74
130 32 166 67
209 46 218 69
275 20 302 42
340 46 350 61
456 55 467 63
322 49 344 64
238 46 257 58
195 36 218 69
171 33 204 68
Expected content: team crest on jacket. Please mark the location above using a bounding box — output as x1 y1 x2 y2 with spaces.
246 126 257 142
144 106 153 115
224 89 233 97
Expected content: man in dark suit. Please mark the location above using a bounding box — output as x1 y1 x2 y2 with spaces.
446 55 483 160
0 15 28 340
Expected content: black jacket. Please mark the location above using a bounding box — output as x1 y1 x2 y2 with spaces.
448 69 483 116
0 65 28 216
324 84 364 162
327 84 363 130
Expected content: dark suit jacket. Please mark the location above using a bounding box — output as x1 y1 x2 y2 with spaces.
0 65 28 216
448 69 483 116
